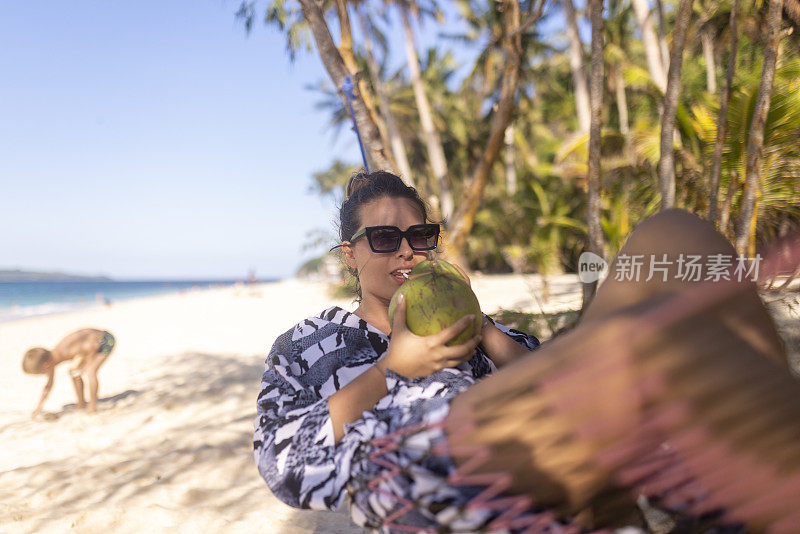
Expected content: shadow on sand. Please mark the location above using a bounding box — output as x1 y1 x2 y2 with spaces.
0 351 363 533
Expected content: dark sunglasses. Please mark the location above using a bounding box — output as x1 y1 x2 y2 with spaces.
347 223 440 253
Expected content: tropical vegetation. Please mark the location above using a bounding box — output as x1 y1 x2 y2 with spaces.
237 0 800 303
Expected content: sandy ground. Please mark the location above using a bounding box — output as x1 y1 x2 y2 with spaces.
0 275 581 534
1 274 797 534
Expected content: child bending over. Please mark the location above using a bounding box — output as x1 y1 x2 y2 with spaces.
23 328 116 418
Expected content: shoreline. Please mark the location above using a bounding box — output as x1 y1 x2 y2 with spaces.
0 280 256 324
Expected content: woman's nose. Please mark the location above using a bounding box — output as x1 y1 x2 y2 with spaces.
397 237 414 258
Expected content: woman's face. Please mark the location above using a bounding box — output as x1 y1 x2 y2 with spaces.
343 196 429 307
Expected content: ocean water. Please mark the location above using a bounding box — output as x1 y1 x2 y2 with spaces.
0 280 240 323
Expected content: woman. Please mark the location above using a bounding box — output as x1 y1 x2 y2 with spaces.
255 171 800 533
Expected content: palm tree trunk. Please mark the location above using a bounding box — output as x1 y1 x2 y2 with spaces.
708 0 741 225
447 0 528 264
583 0 605 311
786 0 800 25
655 0 670 71
613 63 630 141
719 169 739 237
564 0 591 133
658 0 694 210
298 0 392 171
701 28 718 93
611 64 634 249
612 61 636 188
355 6 415 187
735 0 785 255
334 0 355 70
448 58 520 260
334 0 390 161
504 125 518 194
399 4 454 223
631 0 668 92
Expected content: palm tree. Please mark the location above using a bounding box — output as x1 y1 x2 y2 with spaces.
354 4 415 186
394 0 454 222
564 0 591 133
504 125 519 194
654 0 670 70
694 0 724 94
701 28 718 92
253 0 799 279
708 0 741 224
584 0 605 309
330 0 385 135
736 0 789 254
301 0 392 170
604 0 636 156
630 0 668 92
605 9 638 248
237 0 392 170
308 47 468 198
446 0 548 265
446 0 525 196
687 57 800 244
658 0 694 210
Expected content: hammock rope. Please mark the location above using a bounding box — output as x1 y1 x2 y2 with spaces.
342 76 369 173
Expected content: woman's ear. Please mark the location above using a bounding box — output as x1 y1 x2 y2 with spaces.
342 243 358 271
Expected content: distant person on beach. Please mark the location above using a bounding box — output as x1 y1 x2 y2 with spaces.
23 328 116 418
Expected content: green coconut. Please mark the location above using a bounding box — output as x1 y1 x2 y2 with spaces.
388 259 482 346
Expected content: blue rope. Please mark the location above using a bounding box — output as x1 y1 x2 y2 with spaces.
342 76 369 173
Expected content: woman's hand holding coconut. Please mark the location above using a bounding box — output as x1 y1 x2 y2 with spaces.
328 291 483 442
388 258 535 370
379 293 483 379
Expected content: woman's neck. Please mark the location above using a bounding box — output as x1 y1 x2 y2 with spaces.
354 297 391 334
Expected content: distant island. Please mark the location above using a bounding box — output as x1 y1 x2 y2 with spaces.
0 269 112 282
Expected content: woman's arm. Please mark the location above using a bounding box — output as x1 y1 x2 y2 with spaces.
479 318 537 367
328 365 388 442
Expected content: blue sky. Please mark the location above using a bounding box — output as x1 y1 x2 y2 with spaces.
0 0 365 280
0 1 576 280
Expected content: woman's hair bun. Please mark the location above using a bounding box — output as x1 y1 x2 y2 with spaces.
344 172 372 200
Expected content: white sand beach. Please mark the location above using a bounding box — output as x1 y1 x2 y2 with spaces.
0 274 583 534
3 275 798 534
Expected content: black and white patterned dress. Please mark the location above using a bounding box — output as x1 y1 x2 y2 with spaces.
253 306 555 533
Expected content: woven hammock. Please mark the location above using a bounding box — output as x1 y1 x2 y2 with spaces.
363 233 800 533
